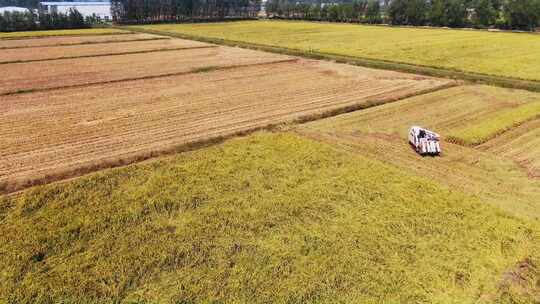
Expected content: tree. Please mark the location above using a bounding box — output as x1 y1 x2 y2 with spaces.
328 4 339 21
504 0 540 30
472 0 500 27
67 8 85 28
429 0 447 26
388 0 408 24
111 0 261 24
406 0 429 25
440 0 468 27
365 0 382 23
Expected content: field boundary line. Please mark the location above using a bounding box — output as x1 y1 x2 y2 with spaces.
0 45 218 65
123 27 540 93
0 37 170 50
0 58 299 97
1 81 456 196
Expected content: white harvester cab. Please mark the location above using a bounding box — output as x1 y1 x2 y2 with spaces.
408 126 441 156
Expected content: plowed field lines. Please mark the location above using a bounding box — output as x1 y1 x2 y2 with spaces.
0 33 166 49
0 60 452 193
0 47 293 95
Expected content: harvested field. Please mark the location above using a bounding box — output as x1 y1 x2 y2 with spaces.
298 85 540 219
480 119 540 178
0 28 128 39
0 38 211 63
0 59 452 194
0 46 293 95
0 33 167 49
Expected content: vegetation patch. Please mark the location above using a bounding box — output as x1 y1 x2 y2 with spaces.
447 101 540 146
0 132 538 303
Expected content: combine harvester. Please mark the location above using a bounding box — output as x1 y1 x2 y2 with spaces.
409 126 441 156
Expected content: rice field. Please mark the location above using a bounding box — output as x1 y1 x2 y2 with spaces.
447 101 540 146
2 28 540 304
135 20 540 81
1 132 538 303
480 119 540 178
299 85 540 219
0 58 451 194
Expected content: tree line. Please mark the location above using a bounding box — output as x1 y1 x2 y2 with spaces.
0 9 90 32
266 0 540 31
111 0 262 24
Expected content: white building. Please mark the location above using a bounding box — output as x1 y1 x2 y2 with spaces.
40 2 111 20
0 6 31 14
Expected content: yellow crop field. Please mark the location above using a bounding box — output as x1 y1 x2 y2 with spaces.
1 132 538 303
299 85 540 219
2 26 540 304
135 20 540 81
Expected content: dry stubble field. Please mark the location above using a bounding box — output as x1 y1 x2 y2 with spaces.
0 44 294 95
0 48 453 191
0 37 205 63
0 33 166 49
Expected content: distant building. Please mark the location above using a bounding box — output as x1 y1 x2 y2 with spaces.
0 6 31 14
39 1 111 20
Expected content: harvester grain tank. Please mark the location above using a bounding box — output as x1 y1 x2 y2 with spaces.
409 126 441 156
